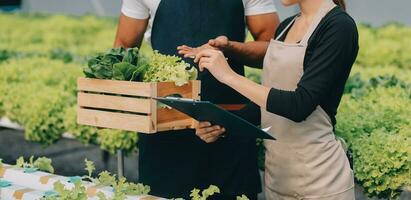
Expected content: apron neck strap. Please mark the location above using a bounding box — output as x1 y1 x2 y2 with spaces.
300 0 336 45
275 15 299 41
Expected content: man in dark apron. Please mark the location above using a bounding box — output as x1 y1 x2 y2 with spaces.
114 0 279 199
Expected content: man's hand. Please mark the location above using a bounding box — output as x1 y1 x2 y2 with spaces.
195 121 226 143
177 36 229 58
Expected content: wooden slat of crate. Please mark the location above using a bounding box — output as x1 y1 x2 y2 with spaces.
157 119 194 132
78 77 154 97
78 92 151 114
191 80 201 99
156 81 200 130
157 81 200 98
77 108 153 133
157 108 190 126
77 78 201 133
190 80 201 129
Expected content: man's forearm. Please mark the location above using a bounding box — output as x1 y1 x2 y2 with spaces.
113 14 148 48
228 12 278 68
225 40 269 68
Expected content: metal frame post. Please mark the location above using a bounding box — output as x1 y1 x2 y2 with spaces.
116 149 124 178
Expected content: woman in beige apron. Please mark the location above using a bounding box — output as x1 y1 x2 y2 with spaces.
260 1 355 198
183 0 357 199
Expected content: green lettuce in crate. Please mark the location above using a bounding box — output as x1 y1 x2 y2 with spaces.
84 48 198 85
143 51 197 86
85 53 117 79
84 47 144 81
121 47 139 65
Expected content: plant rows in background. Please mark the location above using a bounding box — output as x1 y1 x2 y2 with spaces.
337 76 411 199
0 57 138 154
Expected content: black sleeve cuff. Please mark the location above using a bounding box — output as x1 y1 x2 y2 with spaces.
266 87 307 123
266 88 287 116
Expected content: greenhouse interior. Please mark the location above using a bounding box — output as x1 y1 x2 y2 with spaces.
0 0 410 200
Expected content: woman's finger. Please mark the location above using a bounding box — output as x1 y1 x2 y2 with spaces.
199 57 212 66
199 62 212 72
198 60 206 70
194 49 216 63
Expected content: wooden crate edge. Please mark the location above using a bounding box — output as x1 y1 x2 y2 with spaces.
77 107 152 133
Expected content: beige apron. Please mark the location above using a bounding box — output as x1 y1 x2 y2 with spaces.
261 1 354 199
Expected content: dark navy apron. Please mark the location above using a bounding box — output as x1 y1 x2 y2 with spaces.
138 0 260 199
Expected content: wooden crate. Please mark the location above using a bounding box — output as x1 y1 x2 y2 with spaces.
77 77 200 133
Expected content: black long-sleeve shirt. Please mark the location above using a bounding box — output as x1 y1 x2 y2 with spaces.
240 7 359 126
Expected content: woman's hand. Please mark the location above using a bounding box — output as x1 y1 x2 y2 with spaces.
177 36 229 58
194 49 237 84
195 121 226 143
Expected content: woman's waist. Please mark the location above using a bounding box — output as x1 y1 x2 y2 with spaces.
265 140 354 197
263 125 336 144
261 112 335 143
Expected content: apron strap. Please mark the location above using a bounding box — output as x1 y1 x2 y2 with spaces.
300 0 336 45
275 15 299 40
